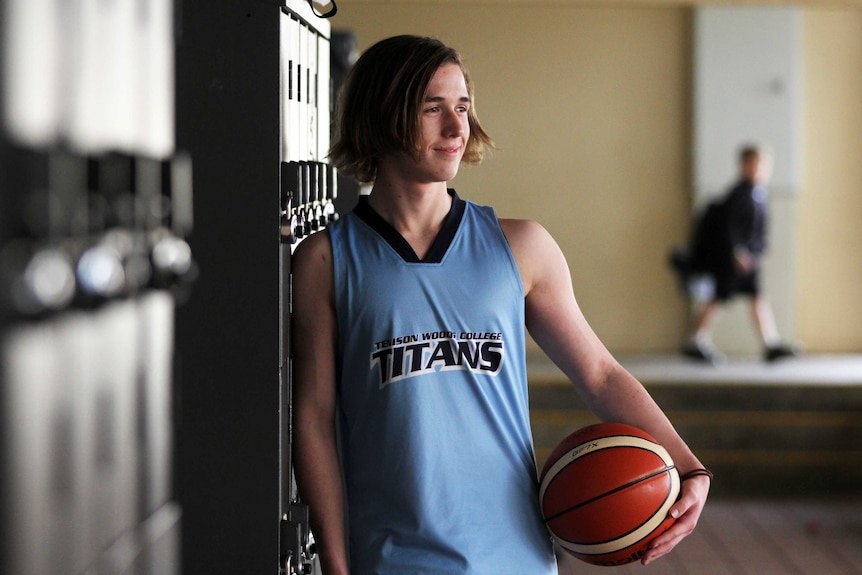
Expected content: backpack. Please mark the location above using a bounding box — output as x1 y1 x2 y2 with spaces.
668 198 730 280
690 199 731 270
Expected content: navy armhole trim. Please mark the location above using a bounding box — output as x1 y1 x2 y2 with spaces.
353 189 466 263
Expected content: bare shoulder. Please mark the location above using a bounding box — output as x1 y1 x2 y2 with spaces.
292 229 333 274
291 229 334 298
502 215 565 249
499 217 546 241
499 217 559 255
498 218 566 294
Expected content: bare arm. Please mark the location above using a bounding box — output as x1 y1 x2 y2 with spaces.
291 231 349 575
500 218 710 566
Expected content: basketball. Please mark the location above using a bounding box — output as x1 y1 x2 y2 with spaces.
538 422 681 566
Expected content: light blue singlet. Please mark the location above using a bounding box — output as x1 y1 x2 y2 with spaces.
328 191 557 574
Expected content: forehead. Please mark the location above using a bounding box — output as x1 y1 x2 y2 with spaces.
425 63 469 96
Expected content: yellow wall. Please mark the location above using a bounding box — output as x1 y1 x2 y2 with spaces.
332 2 862 354
800 9 862 352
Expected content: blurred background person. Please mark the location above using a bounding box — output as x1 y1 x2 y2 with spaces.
676 144 800 364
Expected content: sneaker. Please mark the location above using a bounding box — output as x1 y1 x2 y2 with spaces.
682 342 725 365
764 344 799 362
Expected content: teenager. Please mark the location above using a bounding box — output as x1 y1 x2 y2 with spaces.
292 35 710 574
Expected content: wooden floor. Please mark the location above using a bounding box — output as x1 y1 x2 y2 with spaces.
556 498 862 575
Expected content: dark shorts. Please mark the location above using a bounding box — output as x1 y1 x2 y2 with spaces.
714 267 760 301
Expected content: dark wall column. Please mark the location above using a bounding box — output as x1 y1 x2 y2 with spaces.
175 2 280 573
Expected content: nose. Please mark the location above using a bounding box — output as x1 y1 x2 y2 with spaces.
442 108 466 138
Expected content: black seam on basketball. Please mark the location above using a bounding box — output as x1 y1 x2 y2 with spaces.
566 486 678 552
543 464 677 525
541 444 668 501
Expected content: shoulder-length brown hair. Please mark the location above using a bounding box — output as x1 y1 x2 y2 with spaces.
328 35 494 183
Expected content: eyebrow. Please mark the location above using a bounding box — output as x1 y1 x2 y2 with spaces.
424 95 471 103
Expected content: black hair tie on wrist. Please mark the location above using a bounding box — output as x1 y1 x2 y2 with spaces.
680 468 714 482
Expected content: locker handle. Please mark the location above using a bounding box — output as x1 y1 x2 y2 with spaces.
305 0 337 19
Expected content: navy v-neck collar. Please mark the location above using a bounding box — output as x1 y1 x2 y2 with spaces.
353 189 466 263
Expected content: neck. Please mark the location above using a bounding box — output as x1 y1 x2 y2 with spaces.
367 178 451 235
367 179 453 261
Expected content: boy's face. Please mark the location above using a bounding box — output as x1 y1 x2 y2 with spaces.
384 63 471 185
742 152 771 185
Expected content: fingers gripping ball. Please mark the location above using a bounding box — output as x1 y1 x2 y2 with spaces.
538 422 681 566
